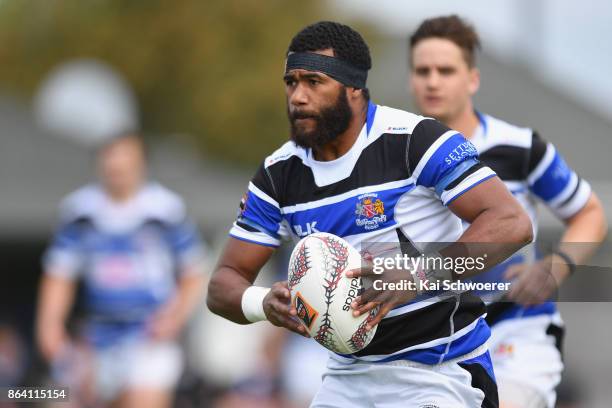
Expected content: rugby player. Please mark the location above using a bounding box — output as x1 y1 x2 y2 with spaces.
37 133 207 408
408 15 607 408
208 21 533 407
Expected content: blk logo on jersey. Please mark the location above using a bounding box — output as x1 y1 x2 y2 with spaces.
294 292 318 330
355 193 387 230
294 221 319 237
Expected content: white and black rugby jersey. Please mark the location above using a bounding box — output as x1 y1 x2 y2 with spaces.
231 102 497 364
471 112 591 235
469 112 592 324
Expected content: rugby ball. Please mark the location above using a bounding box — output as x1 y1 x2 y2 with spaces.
288 232 378 354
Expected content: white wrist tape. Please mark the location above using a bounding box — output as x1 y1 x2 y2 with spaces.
241 286 271 323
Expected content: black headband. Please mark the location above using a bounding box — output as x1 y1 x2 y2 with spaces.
285 52 368 89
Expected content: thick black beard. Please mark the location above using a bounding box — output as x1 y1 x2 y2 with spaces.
288 89 353 150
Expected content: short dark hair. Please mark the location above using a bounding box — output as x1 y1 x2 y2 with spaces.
288 21 372 100
409 15 481 67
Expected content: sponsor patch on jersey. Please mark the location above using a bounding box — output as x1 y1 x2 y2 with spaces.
294 291 318 330
387 126 409 131
355 193 387 230
443 141 478 165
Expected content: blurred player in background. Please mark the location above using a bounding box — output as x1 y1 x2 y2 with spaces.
36 133 207 408
408 15 607 408
208 21 534 407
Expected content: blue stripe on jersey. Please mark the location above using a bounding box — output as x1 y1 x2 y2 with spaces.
236 216 281 240
460 350 496 383
417 134 479 188
530 151 573 201
490 301 556 326
241 190 282 238
84 288 166 319
379 317 490 364
285 184 414 237
165 221 201 253
52 222 83 250
366 101 377 136
434 158 479 196
85 321 147 349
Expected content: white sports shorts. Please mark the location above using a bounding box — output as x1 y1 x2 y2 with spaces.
489 313 564 408
310 344 498 408
95 338 183 401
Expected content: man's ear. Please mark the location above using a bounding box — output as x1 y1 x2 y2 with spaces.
468 67 480 96
348 87 364 101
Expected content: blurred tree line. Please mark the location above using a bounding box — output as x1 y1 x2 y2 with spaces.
0 0 325 165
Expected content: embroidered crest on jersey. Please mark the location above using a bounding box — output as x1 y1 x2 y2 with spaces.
294 291 318 330
355 193 387 230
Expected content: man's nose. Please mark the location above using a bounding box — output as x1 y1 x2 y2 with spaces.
426 71 440 88
289 83 308 107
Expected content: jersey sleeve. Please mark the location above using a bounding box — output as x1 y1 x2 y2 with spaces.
527 132 591 219
229 162 283 247
166 216 208 274
42 220 85 280
409 118 496 205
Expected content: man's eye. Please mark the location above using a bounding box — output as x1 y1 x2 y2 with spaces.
415 68 429 76
309 79 319 86
285 79 296 86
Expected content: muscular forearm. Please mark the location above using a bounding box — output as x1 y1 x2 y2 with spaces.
444 207 533 279
558 194 608 265
207 266 253 324
207 237 274 324
442 177 533 279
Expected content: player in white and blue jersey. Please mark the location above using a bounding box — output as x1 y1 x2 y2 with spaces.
408 15 607 408
36 134 207 407
208 21 534 408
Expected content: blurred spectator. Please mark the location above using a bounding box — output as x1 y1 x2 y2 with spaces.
35 133 207 408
